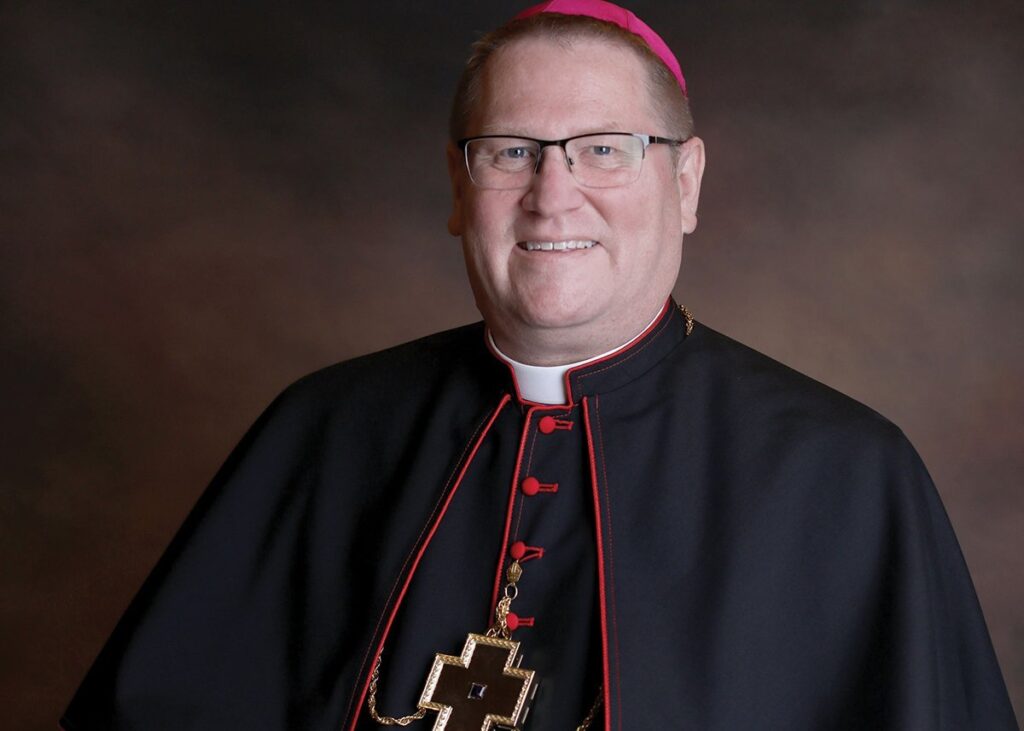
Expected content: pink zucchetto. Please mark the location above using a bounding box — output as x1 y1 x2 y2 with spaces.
514 0 687 96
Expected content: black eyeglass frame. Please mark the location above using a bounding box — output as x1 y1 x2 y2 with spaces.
456 132 686 187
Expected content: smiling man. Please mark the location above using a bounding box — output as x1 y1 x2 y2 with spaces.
449 27 702 368
63 2 1017 730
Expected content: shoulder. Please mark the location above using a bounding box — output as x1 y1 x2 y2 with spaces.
201 322 494 486
673 325 944 551
683 323 917 468
271 321 488 414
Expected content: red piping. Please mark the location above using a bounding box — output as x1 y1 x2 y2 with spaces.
582 397 612 731
489 405 538 616
345 394 512 731
563 299 671 404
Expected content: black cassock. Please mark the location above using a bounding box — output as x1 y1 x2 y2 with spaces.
63 302 1018 730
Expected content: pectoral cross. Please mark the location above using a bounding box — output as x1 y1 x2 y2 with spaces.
418 633 537 731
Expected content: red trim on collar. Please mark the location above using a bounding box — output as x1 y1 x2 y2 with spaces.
563 299 671 405
346 395 512 731
484 298 673 408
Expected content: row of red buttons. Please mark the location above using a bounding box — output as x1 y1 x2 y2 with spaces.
505 413 573 633
526 414 565 496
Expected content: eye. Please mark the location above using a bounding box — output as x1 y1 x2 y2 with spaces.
590 145 615 156
498 146 534 160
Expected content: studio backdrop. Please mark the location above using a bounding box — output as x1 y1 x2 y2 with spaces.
1 2 1021 728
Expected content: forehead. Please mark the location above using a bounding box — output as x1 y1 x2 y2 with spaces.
472 36 659 138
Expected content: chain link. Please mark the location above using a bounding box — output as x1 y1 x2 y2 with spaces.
367 654 427 726
678 303 694 336
575 689 603 731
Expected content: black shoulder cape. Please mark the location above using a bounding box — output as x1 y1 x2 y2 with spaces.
63 304 1018 730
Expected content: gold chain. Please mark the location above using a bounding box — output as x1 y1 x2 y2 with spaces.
487 559 522 640
367 654 427 726
367 559 603 729
576 689 603 731
678 303 694 336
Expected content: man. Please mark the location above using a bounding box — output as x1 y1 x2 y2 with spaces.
63 2 1017 729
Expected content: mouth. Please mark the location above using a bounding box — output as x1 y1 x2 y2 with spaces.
517 240 598 252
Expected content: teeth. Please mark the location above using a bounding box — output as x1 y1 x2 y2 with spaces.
522 240 596 251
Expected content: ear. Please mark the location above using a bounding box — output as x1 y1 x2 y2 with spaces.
446 142 466 237
675 136 706 235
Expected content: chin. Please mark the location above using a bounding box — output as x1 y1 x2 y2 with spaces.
515 298 602 333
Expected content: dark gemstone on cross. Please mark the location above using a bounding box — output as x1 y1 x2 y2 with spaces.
419 633 537 731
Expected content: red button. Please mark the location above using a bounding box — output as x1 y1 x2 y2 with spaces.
521 477 540 496
509 541 526 560
538 416 557 434
506 612 520 631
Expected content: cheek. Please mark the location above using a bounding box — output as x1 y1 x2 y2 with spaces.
466 199 517 249
461 226 513 300
464 195 520 257
603 195 683 286
606 203 665 264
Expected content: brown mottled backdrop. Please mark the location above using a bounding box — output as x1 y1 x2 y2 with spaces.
1 1 1021 728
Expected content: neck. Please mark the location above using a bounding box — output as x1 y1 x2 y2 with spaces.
487 303 667 404
488 302 669 367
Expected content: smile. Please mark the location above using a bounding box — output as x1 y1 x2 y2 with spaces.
518 240 597 251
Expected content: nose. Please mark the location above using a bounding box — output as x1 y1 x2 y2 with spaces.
520 145 585 216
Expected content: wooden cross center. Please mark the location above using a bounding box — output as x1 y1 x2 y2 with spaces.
418 633 537 731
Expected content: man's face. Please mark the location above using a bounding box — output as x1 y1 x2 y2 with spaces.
448 35 704 363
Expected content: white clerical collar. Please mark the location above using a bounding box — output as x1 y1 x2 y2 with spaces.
487 307 664 405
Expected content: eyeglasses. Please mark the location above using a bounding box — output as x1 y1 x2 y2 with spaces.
457 132 684 190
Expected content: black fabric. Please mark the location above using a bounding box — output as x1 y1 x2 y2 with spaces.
62 304 1018 730
363 390 604 730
